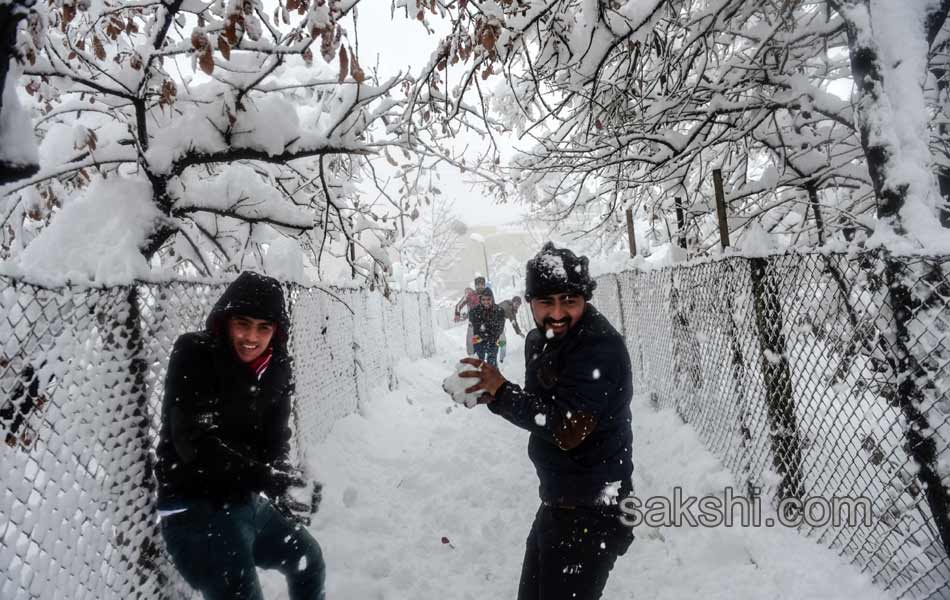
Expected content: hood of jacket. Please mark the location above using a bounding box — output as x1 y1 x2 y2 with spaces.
206 271 291 354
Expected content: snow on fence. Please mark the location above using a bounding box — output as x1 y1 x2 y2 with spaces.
596 251 950 600
0 276 435 600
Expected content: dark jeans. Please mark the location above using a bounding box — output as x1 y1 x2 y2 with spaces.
161 496 325 600
517 504 634 600
474 339 499 366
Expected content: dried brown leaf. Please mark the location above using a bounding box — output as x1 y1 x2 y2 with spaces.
191 30 208 50
93 36 106 60
350 54 365 83
224 16 242 45
218 36 231 60
480 25 497 51
320 27 334 63
338 46 349 82
199 48 214 75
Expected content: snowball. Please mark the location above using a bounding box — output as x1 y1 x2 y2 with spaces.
441 362 484 408
597 480 623 505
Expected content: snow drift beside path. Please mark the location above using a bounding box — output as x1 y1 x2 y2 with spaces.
262 324 894 599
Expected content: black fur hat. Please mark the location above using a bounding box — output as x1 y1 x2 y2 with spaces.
524 242 596 301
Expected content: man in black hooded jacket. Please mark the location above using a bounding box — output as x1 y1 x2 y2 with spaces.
459 242 635 600
156 271 324 600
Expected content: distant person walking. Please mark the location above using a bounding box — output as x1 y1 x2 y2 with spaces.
468 287 506 367
455 276 487 355
496 295 524 364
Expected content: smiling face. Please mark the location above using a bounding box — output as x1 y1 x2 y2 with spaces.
530 292 586 338
227 315 276 363
479 294 494 309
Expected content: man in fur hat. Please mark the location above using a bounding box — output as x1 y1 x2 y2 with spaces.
459 242 635 600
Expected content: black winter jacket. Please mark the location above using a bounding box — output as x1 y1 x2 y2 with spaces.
469 304 506 344
488 304 633 505
155 272 294 507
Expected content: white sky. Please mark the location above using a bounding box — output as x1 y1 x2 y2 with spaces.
347 5 527 228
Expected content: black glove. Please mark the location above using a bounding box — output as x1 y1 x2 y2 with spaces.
264 462 306 498
275 494 313 527
274 480 323 526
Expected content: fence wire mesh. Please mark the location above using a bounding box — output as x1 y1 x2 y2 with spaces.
596 251 950 600
0 276 434 600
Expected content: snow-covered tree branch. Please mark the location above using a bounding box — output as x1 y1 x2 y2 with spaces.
0 0 468 287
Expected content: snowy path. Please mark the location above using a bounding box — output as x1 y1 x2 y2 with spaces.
263 325 894 600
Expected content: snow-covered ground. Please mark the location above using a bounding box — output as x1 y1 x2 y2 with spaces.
263 324 894 599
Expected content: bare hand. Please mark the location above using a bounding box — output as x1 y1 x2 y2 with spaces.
458 357 507 400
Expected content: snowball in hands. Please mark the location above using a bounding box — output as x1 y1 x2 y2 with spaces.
442 362 483 408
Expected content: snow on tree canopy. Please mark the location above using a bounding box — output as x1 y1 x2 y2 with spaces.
13 177 160 285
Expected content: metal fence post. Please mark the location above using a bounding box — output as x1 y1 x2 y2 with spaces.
713 169 731 250
884 256 950 562
748 257 804 503
674 197 687 250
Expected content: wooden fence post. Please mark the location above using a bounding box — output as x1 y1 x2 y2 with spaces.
674 197 687 250
625 208 637 257
713 169 731 249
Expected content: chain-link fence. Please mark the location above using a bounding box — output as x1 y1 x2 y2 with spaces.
595 251 950 600
0 276 435 600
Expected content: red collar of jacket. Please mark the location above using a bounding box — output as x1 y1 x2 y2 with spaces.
248 346 273 380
